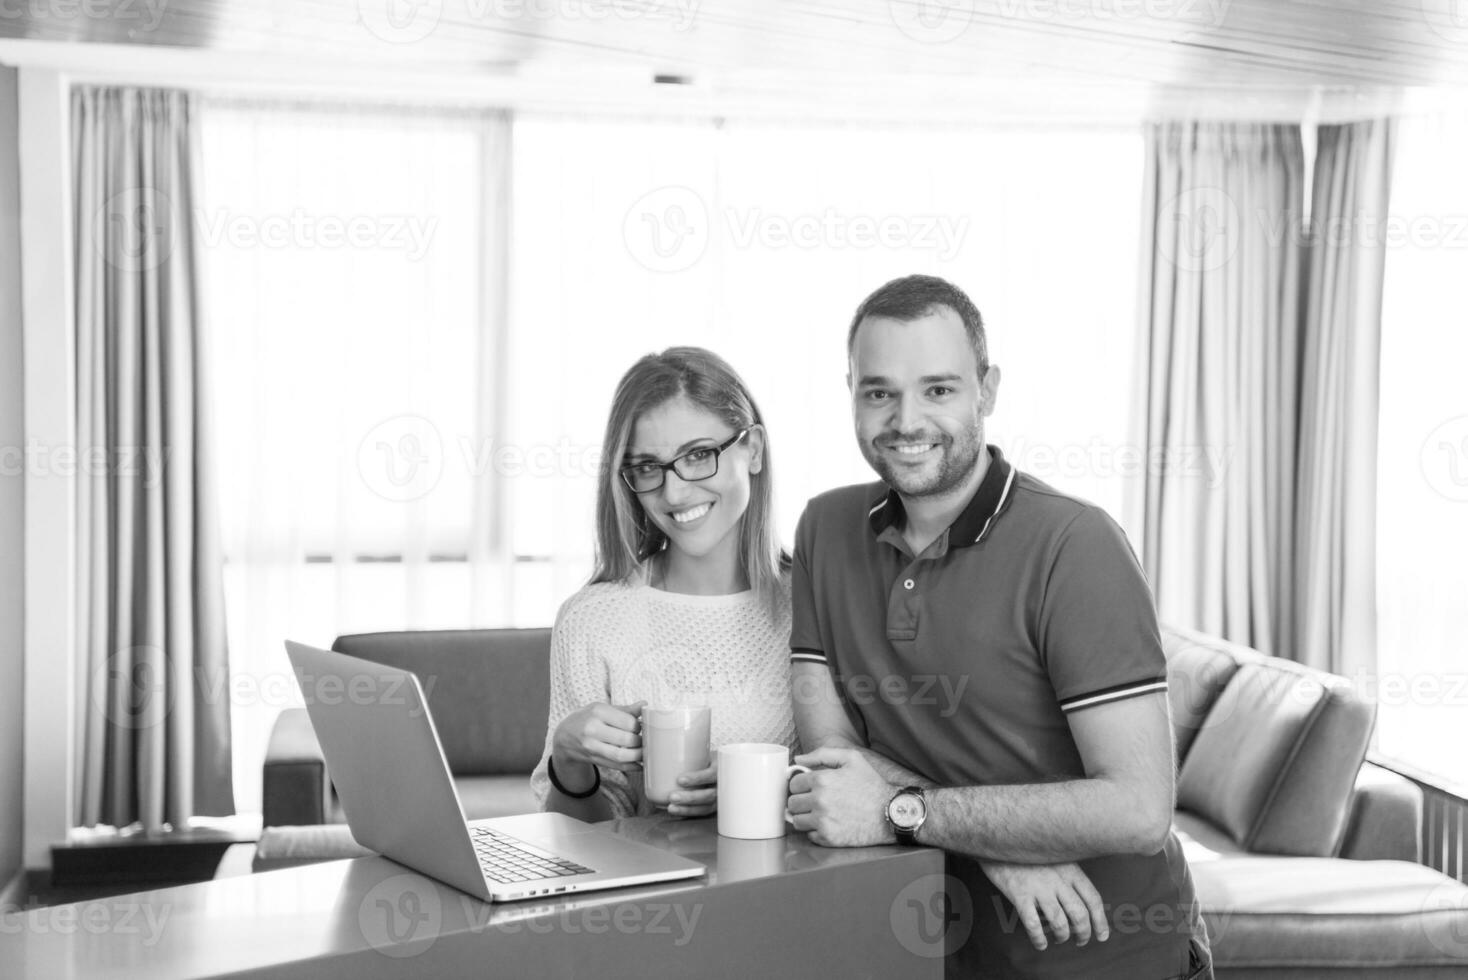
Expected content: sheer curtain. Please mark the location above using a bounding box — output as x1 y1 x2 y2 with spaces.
1128 122 1306 654
1294 119 1394 677
199 101 512 814
511 117 1144 555
1376 111 1468 786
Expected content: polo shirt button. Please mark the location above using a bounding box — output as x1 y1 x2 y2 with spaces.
903 579 915 590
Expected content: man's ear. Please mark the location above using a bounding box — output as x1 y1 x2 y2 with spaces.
747 424 767 474
979 364 1002 418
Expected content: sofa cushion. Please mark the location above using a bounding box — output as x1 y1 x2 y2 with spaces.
251 824 372 873
1176 657 1373 857
455 775 540 820
1162 627 1245 763
1187 854 1468 972
332 628 551 775
327 774 539 824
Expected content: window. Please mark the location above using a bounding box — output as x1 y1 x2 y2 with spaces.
1375 111 1468 788
202 105 1143 814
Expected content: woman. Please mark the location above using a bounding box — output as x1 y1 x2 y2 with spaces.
530 347 794 820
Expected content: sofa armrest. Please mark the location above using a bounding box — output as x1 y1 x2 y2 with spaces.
1339 761 1424 863
262 708 330 829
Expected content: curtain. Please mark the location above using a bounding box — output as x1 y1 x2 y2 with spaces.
1294 120 1395 675
1128 122 1306 654
72 87 235 830
198 102 514 815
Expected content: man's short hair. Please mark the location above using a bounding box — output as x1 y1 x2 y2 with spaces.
847 274 989 378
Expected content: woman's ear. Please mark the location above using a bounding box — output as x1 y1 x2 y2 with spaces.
746 424 766 474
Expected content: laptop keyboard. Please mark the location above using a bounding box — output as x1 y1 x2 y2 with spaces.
471 826 595 884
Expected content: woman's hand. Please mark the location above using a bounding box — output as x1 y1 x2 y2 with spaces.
551 701 645 791
667 764 717 818
979 860 1109 951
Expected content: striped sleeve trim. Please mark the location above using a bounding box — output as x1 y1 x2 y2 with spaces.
1058 677 1169 714
790 647 828 665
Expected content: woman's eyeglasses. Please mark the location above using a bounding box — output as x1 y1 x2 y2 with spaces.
620 429 750 494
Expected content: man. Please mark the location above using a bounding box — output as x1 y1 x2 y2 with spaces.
785 275 1211 978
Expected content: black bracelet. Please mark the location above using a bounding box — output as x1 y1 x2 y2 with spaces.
548 757 601 799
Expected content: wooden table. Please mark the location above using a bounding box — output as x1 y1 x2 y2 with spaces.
1 815 949 979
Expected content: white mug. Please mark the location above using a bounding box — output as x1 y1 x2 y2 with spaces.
716 742 811 840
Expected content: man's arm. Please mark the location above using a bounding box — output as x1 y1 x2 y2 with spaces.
790 691 1176 863
791 661 936 789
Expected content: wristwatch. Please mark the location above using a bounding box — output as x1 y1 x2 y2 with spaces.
885 786 927 845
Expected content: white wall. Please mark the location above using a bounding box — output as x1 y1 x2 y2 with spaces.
0 64 26 889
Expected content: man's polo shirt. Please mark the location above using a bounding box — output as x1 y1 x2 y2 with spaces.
790 446 1204 979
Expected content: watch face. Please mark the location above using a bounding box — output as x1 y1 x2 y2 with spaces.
890 793 925 829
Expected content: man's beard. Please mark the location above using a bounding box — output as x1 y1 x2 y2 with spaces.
862 424 985 498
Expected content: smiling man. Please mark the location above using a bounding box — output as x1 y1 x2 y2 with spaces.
786 275 1211 979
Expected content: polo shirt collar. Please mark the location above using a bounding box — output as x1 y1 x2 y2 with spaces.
866 445 1017 549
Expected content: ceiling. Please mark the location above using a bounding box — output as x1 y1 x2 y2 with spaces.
3 0 1468 111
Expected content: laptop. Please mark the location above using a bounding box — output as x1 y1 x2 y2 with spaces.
284 640 707 902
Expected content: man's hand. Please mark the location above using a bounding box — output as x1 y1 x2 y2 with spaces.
787 746 896 847
980 860 1109 951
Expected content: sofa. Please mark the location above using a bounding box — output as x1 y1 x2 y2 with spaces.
261 628 551 830
1161 625 1468 977
255 625 1468 974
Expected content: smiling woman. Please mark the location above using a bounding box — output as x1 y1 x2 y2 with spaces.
530 347 797 823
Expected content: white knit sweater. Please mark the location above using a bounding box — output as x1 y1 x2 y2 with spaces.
530 566 796 818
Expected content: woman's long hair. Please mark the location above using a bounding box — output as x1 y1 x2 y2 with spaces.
592 347 788 610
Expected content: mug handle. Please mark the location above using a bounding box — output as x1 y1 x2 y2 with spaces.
783 764 812 825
